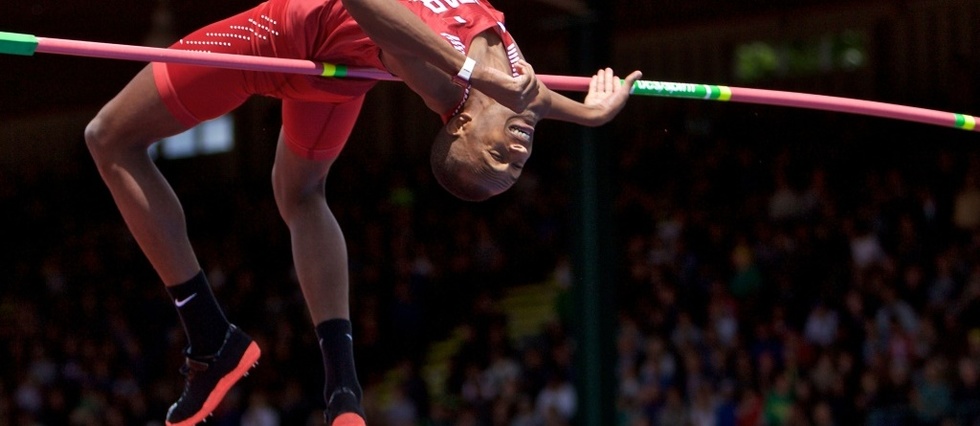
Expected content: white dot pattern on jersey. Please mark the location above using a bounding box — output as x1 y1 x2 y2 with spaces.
259 14 278 25
203 32 250 41
247 18 280 36
181 40 233 47
178 14 279 49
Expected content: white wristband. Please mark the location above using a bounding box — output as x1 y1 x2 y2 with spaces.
452 57 477 87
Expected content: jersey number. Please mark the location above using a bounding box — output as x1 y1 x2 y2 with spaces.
421 0 479 14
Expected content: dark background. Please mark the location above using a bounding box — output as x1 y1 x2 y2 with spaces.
1 1 979 425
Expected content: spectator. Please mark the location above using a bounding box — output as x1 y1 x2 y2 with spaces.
953 172 980 232
240 392 280 426
535 374 577 423
953 357 980 423
5 48 980 426
927 251 960 310
769 170 802 222
811 400 836 426
383 386 418 426
730 242 763 301
847 218 890 272
656 387 688 426
763 371 794 426
689 383 719 426
735 389 764 426
911 357 952 425
875 286 920 340
803 302 839 348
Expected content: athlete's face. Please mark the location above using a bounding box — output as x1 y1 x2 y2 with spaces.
455 101 538 197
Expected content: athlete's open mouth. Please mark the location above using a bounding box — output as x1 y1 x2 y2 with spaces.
509 125 533 142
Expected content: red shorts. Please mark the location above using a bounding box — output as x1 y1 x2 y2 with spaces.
152 0 383 160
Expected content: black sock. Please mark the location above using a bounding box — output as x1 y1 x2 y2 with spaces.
315 319 362 403
166 271 230 357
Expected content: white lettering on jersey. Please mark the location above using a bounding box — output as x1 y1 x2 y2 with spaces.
440 33 466 53
506 42 520 76
420 0 479 14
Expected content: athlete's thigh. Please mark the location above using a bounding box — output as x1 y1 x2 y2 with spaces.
92 65 189 146
272 96 365 194
279 96 365 163
94 8 273 144
151 8 273 128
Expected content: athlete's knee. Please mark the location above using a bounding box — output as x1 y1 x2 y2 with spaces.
84 114 132 161
273 189 327 224
271 167 328 222
85 113 162 169
84 115 116 163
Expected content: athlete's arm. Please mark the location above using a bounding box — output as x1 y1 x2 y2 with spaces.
339 0 537 112
380 51 460 114
544 68 642 127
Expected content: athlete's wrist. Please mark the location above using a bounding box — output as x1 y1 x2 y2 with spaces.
452 57 477 87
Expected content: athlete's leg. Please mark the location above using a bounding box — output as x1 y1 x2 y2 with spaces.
86 0 281 348
84 11 266 421
84 65 200 284
272 96 366 426
271 135 350 321
84 0 298 423
84 63 260 426
85 57 249 356
85 4 263 286
85 66 235 354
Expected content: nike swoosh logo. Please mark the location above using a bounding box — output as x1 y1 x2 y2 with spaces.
175 293 197 307
345 333 353 341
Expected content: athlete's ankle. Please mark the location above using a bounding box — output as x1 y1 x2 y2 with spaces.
315 319 363 401
167 270 231 356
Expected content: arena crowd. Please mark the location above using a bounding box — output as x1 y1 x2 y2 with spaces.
2 103 980 426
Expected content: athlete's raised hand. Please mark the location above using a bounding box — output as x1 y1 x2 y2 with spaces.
582 67 643 126
471 60 540 113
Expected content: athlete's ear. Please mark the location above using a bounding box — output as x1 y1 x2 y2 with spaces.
446 112 472 136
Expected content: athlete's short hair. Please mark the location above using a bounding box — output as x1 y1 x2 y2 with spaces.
430 129 494 202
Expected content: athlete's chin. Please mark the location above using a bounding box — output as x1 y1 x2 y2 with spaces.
486 182 516 198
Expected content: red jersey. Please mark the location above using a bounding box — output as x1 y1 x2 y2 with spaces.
396 0 522 119
397 0 520 74
154 0 520 160
300 0 521 70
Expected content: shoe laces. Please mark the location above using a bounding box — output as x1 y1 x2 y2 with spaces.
178 357 212 387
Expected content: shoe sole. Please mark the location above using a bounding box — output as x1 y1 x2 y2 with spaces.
166 342 262 426
332 412 366 426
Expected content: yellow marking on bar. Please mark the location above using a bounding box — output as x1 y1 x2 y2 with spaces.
718 86 732 101
321 63 337 77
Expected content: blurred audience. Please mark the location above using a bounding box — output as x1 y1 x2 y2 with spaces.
3 107 980 426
